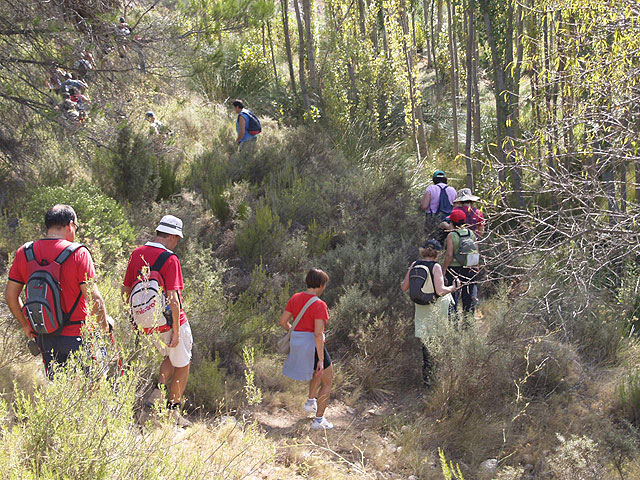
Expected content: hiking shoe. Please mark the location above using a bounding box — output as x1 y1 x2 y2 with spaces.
145 387 164 408
171 409 193 428
311 417 333 430
302 398 318 413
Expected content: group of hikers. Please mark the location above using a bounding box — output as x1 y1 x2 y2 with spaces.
45 15 147 125
2 170 481 432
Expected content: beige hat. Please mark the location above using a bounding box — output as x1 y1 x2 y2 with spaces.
454 188 480 203
156 215 184 238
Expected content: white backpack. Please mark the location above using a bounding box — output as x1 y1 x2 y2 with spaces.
129 251 175 333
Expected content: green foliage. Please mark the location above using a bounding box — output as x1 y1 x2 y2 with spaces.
439 448 465 480
93 124 160 204
242 346 262 405
188 150 233 223
235 201 287 265
548 434 605 479
306 219 335 257
24 184 135 263
185 356 227 412
617 369 640 426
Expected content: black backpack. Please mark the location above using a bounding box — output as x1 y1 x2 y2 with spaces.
409 260 438 305
242 109 262 135
436 185 453 219
22 241 85 335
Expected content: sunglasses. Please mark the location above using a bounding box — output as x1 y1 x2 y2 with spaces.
71 220 81 232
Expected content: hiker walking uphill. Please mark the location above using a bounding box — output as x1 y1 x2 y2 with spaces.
232 99 261 151
442 209 480 326
122 215 193 428
421 171 457 237
4 205 109 379
441 189 485 238
401 240 459 388
279 268 334 430
145 111 170 135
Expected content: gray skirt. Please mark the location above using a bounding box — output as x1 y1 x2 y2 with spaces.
282 331 316 381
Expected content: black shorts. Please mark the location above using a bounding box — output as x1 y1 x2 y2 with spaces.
37 335 83 379
314 346 332 369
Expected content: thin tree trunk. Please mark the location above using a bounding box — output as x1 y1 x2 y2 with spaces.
302 0 319 100
472 24 481 145
464 0 475 189
267 21 279 84
357 0 367 36
280 0 297 95
422 0 432 67
430 0 438 81
292 0 310 110
447 0 459 156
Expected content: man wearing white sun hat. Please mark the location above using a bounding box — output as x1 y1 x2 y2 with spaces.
122 215 193 427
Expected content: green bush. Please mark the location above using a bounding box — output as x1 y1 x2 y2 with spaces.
617 369 640 426
23 183 135 263
235 201 286 265
93 123 160 204
185 356 227 412
188 150 233 223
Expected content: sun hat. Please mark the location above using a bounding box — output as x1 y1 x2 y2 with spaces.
156 215 184 238
454 188 480 203
421 239 443 251
432 170 446 180
448 209 467 224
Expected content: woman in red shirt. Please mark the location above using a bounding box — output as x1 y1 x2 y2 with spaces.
279 268 334 430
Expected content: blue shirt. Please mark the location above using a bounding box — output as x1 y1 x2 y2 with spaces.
236 110 257 143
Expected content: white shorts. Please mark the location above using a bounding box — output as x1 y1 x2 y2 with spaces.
151 321 193 368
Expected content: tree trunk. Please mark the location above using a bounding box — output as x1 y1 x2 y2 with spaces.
301 0 319 101
447 0 459 156
267 21 279 84
422 0 432 67
472 25 481 144
464 0 475 189
482 4 525 209
357 0 367 36
430 0 439 81
292 0 310 110
280 0 297 96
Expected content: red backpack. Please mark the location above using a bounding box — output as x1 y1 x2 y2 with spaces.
22 241 85 335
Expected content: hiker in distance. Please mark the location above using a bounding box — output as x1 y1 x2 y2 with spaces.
122 215 193 427
279 268 334 430
401 239 459 388
232 99 261 151
442 209 481 327
420 170 457 237
4 205 109 379
440 188 485 238
145 111 170 135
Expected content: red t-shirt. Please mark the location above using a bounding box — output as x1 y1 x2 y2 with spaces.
8 238 96 336
122 243 188 326
286 292 329 333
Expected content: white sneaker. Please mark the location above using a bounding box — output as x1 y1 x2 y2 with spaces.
171 409 193 428
145 387 164 408
311 417 333 430
302 398 318 413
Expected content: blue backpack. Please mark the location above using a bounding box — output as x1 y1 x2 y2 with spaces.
436 185 453 219
242 109 262 135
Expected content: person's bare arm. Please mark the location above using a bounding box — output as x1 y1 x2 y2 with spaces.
166 289 181 348
432 263 458 296
80 283 108 331
4 280 35 339
401 263 415 291
236 116 246 143
313 318 325 377
442 233 454 273
279 310 294 330
420 190 431 211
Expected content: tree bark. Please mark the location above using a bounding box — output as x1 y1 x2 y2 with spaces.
447 0 459 156
292 0 310 110
280 0 297 96
301 0 319 101
464 0 475 189
267 21 279 84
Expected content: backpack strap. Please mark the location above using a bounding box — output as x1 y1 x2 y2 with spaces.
65 293 84 325
55 243 85 265
150 251 176 272
23 242 35 262
290 296 319 332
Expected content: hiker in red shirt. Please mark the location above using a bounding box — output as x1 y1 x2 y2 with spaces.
122 215 193 427
4 204 108 378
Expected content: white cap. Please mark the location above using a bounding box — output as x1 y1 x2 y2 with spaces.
156 215 184 238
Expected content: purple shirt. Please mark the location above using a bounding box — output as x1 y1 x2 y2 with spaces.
425 184 457 213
